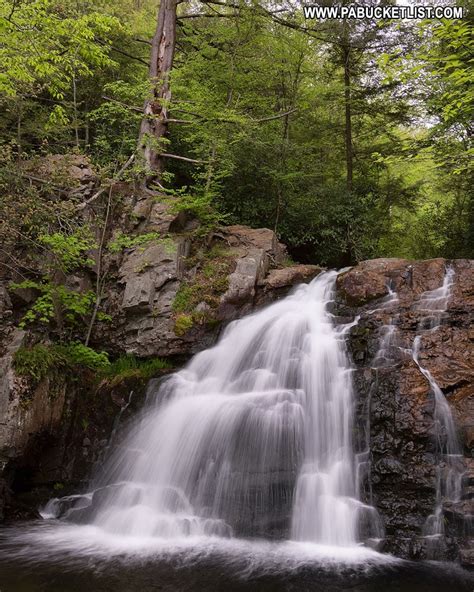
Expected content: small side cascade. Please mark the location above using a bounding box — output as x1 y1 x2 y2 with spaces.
354 376 385 549
411 266 465 556
349 286 402 547
371 283 401 369
413 266 455 327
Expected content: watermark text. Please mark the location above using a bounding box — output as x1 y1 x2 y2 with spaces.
303 4 464 19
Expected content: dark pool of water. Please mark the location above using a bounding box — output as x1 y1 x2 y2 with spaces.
0 522 472 592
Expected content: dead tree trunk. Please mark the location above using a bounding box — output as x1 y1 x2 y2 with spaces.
139 0 177 177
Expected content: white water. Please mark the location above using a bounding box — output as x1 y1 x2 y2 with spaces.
410 267 464 546
414 266 455 327
45 271 381 550
372 284 400 369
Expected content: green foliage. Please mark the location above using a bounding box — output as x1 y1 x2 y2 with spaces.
0 0 124 152
174 313 194 337
378 12 473 259
14 344 66 383
100 354 171 387
1 0 472 268
0 0 119 98
173 255 232 315
172 246 233 334
107 231 161 254
424 19 473 140
88 80 147 165
13 342 110 384
0 149 84 254
39 232 96 272
173 285 196 315
167 191 228 232
14 344 169 391
9 229 97 333
63 342 110 370
11 279 95 329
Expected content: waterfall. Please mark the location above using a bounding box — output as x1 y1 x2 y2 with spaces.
410 267 464 550
48 272 381 548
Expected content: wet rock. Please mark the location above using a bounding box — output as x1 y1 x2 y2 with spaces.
0 329 66 461
337 268 389 306
343 257 474 563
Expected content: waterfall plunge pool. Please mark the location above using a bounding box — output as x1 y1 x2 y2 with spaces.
0 521 472 592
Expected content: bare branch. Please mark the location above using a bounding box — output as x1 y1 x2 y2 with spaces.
161 153 207 164
84 185 113 347
108 45 149 66
170 107 297 125
200 0 241 8
178 12 239 19
0 260 29 281
17 172 68 192
133 37 152 45
164 118 196 124
253 108 298 123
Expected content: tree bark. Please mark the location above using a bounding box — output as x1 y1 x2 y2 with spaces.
343 43 353 193
139 0 178 177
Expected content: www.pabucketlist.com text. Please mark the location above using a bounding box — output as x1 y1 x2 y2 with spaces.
303 4 463 20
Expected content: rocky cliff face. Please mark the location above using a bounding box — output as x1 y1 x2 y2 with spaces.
94 218 321 358
336 258 473 564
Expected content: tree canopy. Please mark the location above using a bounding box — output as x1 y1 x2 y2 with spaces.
0 0 472 266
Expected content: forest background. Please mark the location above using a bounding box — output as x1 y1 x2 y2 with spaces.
1 0 472 268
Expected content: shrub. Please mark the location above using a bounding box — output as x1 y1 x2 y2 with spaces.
13 342 110 385
174 313 194 336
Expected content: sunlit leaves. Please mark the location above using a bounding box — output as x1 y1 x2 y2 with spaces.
0 0 121 98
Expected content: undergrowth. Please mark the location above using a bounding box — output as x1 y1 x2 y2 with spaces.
99 355 171 388
14 344 170 390
14 342 110 385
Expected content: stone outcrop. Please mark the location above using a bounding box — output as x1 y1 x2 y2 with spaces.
0 317 128 520
93 219 315 358
20 154 97 200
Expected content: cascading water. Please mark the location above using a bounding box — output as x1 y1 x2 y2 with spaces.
410 267 465 551
371 283 400 369
50 271 381 548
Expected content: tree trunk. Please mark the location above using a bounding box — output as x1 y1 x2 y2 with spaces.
342 23 354 263
139 0 177 177
343 43 353 193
